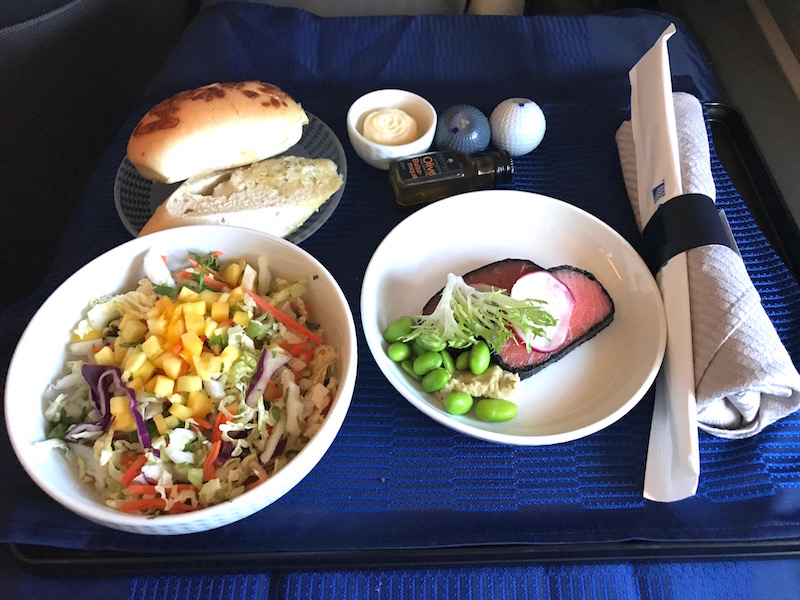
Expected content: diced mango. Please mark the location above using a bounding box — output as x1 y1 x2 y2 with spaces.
154 296 175 315
113 336 128 363
112 410 137 433
192 353 223 380
169 403 193 421
144 377 158 393
187 392 213 420
204 318 219 339
222 262 243 286
164 415 180 429
109 395 129 415
232 310 250 327
141 335 163 360
176 374 203 393
128 378 144 392
152 351 168 369
152 375 175 397
93 346 116 366
166 318 186 348
120 319 148 343
219 345 240 372
153 413 168 435
178 287 200 302
118 312 135 331
180 330 204 358
182 300 207 316
199 289 221 305
132 358 157 382
146 316 167 336
228 285 246 304
72 328 103 343
183 312 206 336
210 301 229 323
161 354 185 380
122 348 147 376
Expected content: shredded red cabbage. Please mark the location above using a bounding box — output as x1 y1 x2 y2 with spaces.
68 365 159 458
244 348 291 407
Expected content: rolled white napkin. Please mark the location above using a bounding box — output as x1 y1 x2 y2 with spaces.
616 92 800 438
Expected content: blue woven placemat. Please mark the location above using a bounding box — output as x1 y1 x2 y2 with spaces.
1 3 799 555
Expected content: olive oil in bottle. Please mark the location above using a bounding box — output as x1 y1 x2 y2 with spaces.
389 149 513 206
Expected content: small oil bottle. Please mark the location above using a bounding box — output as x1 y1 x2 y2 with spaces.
389 149 514 206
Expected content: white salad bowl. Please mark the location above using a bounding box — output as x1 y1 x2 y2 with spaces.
361 190 666 446
4 225 357 535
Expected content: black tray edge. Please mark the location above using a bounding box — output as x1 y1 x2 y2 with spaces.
707 102 800 282
9 539 800 577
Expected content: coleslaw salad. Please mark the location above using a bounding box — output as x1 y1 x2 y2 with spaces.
42 249 338 515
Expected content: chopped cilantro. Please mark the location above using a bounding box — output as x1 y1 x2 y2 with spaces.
154 284 178 298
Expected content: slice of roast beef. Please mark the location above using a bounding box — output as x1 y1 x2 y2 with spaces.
422 259 615 379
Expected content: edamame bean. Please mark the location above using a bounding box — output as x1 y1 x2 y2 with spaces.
455 350 471 371
413 351 443 375
386 342 411 362
444 392 473 415
383 316 414 343
411 339 428 356
475 398 518 422
415 333 447 352
469 341 491 375
421 368 450 392
401 359 421 381
440 350 455 374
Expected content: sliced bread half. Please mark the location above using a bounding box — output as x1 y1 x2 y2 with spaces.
139 156 343 238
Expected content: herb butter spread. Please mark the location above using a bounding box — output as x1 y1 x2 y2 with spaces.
362 108 418 145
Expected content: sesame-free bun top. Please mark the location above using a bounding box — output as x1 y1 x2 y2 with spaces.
127 81 309 183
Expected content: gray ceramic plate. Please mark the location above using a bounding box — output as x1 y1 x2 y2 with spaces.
114 112 347 244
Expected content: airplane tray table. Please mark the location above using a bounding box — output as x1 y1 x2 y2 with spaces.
2 1 800 576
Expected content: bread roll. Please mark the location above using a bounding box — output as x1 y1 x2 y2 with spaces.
138 156 343 238
127 82 309 183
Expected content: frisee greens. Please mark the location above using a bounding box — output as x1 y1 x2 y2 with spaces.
402 273 556 353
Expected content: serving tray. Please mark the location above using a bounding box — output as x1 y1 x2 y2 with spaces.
10 102 800 575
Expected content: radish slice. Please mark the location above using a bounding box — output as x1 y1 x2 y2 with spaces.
510 271 575 352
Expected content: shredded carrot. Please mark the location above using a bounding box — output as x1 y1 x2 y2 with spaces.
172 340 183 355
298 347 314 364
161 255 169 265
127 484 194 495
245 469 268 491
245 289 322 344
120 498 197 514
264 380 282 402
211 412 231 443
212 250 224 257
120 454 148 488
193 417 211 430
203 440 221 481
202 275 228 291
280 342 308 357
120 498 167 513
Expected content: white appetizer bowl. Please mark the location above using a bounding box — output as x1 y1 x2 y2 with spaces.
361 190 666 446
346 88 437 170
5 225 357 534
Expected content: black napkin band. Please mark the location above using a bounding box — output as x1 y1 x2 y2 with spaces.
642 193 739 274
